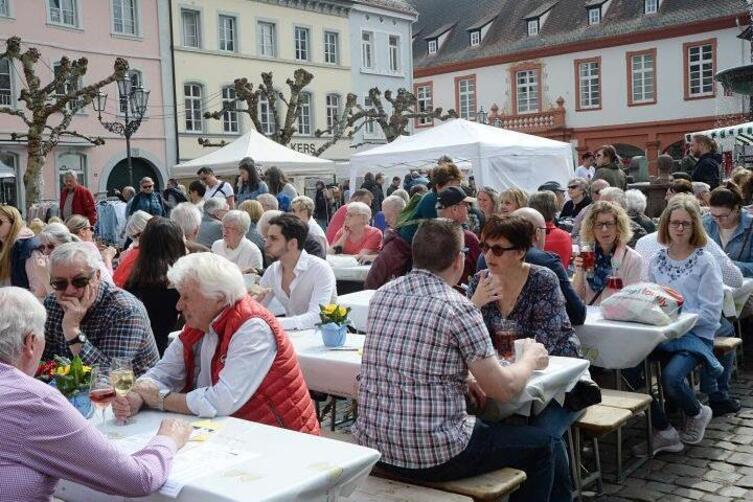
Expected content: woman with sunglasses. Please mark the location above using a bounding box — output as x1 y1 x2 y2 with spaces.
65 215 116 275
560 178 591 220
0 205 44 293
39 222 114 287
498 188 528 216
573 201 642 306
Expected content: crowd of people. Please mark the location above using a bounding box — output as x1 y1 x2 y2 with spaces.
0 133 748 501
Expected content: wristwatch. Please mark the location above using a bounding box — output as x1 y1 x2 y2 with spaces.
157 389 172 411
66 330 88 347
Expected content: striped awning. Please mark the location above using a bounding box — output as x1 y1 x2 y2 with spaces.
685 122 753 145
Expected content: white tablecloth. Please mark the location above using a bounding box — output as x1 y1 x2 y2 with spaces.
337 290 375 333
574 306 698 370
723 278 753 318
327 255 371 282
55 411 380 502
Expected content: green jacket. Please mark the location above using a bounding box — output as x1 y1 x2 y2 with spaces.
593 163 626 190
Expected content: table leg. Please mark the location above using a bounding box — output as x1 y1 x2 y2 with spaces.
615 369 623 391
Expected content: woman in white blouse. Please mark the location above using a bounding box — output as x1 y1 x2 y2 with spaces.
211 210 263 274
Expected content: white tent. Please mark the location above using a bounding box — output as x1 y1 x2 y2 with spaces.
685 121 753 152
172 129 335 178
349 119 575 193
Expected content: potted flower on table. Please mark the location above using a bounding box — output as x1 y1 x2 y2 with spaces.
36 355 94 418
317 303 351 348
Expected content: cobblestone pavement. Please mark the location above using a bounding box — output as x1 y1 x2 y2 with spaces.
593 366 753 502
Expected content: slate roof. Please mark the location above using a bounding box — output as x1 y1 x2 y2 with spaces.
353 0 418 16
409 0 748 71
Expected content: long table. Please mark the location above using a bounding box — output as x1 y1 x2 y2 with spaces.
55 410 380 501
326 255 371 282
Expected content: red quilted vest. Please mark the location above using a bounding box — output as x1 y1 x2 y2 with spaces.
179 295 320 435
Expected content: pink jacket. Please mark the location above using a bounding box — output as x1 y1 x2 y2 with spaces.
574 244 643 305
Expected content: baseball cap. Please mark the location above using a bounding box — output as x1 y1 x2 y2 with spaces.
436 186 476 210
538 181 565 193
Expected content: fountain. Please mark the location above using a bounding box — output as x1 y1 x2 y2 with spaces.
717 1 753 98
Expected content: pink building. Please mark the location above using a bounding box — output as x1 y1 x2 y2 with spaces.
0 0 175 209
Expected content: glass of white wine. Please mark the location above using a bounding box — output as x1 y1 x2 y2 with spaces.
110 357 135 425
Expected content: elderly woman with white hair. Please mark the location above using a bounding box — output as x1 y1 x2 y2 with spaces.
66 214 117 274
40 221 115 290
625 189 656 234
212 210 263 274
330 201 383 256
170 201 208 252
113 210 153 287
256 193 279 212
112 253 321 434
560 177 591 219
0 287 192 500
291 195 327 252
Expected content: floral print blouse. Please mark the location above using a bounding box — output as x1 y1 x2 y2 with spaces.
467 265 582 358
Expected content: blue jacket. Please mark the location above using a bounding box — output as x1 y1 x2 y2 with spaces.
477 247 587 326
128 192 166 217
11 236 40 288
703 210 753 277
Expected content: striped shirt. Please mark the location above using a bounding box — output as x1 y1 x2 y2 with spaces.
352 269 495 469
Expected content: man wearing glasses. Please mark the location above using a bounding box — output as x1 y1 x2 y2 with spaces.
43 242 160 377
127 177 167 217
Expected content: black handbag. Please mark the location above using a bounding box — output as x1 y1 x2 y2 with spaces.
564 379 602 412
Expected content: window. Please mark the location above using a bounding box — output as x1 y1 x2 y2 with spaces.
222 86 239 133
577 59 600 110
184 83 203 132
324 31 339 64
53 61 81 111
0 0 8 17
0 58 11 106
294 26 310 61
112 0 138 35
297 92 312 135
415 84 433 126
257 21 276 57
258 96 274 135
588 7 600 25
629 51 656 105
455 76 476 120
388 35 400 72
470 30 480 47
48 0 78 27
325 94 340 131
427 39 437 55
363 95 375 135
686 42 715 98
515 69 539 113
361 31 373 68
181 9 201 48
57 153 86 190
0 152 18 207
644 0 658 14
527 19 539 37
119 70 142 114
218 15 236 52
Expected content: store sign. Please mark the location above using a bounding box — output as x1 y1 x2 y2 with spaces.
289 142 318 154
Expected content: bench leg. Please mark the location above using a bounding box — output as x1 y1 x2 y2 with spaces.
592 436 604 495
567 427 582 502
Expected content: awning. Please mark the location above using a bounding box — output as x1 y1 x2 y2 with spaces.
685 122 753 146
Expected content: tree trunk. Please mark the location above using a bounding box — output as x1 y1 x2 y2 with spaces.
23 147 46 210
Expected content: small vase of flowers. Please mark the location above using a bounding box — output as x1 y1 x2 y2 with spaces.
317 303 351 348
36 355 94 418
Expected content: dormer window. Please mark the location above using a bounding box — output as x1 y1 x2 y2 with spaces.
470 30 480 47
527 18 539 37
428 39 437 54
644 0 658 14
588 7 601 25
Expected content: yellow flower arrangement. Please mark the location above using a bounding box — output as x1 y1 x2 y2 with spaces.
318 303 351 326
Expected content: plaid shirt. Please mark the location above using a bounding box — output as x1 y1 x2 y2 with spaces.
352 269 495 469
43 281 160 377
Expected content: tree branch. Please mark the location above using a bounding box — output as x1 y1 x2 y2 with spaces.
0 106 33 127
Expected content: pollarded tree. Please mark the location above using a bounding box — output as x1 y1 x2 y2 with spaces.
0 36 128 207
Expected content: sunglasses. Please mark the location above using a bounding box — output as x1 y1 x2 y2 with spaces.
567 185 579 190
50 273 95 291
480 242 519 256
39 243 56 253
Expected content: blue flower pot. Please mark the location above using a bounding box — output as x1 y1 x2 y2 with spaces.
69 389 94 419
320 322 348 348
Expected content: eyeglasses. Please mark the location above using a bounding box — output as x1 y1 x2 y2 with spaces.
480 242 519 256
567 185 579 190
39 243 56 253
142 185 154 189
50 273 95 291
595 222 617 230
710 211 734 221
669 221 693 230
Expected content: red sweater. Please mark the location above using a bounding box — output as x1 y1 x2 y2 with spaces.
179 296 320 435
543 222 572 268
60 185 97 225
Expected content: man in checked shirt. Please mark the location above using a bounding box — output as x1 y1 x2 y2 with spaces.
43 242 159 376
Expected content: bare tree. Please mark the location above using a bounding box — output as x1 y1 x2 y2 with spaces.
312 87 457 157
0 36 128 207
202 68 314 148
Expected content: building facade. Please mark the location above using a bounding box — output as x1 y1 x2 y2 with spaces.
0 0 175 208
409 0 749 173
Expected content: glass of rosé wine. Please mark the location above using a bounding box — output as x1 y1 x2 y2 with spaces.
89 364 115 425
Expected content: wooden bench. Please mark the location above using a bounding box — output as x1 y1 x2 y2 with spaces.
344 477 473 501
714 337 743 380
322 430 527 501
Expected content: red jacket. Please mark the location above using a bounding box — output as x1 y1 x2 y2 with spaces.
544 222 572 268
60 185 96 225
179 296 320 435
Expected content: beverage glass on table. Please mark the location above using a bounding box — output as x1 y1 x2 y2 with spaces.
606 276 624 290
110 357 135 424
494 320 519 362
89 364 115 425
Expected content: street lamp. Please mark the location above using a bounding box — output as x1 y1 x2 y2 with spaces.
476 107 488 124
92 76 150 187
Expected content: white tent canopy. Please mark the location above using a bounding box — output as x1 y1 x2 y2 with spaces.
685 121 753 152
172 129 335 178
349 119 575 193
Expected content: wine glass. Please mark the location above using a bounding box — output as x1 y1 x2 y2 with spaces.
110 357 135 424
89 364 115 425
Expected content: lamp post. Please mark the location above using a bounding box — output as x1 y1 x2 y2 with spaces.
92 76 150 187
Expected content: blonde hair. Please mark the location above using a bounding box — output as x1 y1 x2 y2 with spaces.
0 205 24 281
580 201 633 248
28 218 45 235
500 188 528 211
65 215 90 236
238 199 263 224
657 194 707 248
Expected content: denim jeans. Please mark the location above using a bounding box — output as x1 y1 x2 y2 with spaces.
700 319 735 402
379 419 573 502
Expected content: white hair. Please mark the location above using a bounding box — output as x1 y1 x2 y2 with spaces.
569 177 589 191
39 222 76 245
126 210 153 241
0 287 46 364
170 202 202 237
62 170 77 180
624 189 647 214
291 195 314 218
391 189 410 204
204 196 229 217
382 195 406 213
512 207 546 228
257 209 283 238
692 182 711 196
167 252 246 306
222 210 251 234
347 201 372 220
599 187 626 209
256 193 279 211
48 241 101 275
